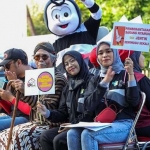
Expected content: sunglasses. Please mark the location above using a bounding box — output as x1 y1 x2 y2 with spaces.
33 54 49 61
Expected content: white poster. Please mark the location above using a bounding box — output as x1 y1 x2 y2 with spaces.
25 68 55 96
111 22 150 52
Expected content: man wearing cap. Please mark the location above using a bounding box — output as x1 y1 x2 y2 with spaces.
0 42 67 150
0 48 32 131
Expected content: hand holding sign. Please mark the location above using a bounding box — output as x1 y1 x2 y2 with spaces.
124 58 134 75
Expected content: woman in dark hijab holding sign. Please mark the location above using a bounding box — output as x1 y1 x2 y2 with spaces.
119 50 150 139
0 42 67 150
38 50 93 150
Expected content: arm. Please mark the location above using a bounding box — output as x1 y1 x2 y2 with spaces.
126 82 140 107
82 0 102 40
85 66 115 111
84 75 107 111
124 58 141 106
11 98 31 115
15 72 67 111
41 73 68 111
48 89 69 123
37 86 69 123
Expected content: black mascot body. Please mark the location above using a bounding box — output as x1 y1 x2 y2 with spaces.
44 0 102 71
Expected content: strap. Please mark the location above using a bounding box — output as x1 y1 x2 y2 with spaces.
58 123 71 133
58 127 69 133
134 72 145 82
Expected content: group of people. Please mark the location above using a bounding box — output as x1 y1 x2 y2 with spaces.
0 0 149 149
0 39 149 150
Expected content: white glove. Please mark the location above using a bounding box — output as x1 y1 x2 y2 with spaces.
81 0 94 8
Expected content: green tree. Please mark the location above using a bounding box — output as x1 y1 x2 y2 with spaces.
27 3 49 36
27 0 150 68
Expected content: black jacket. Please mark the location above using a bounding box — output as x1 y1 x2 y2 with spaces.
84 70 141 120
47 74 94 123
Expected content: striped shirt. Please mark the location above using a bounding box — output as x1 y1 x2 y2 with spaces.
20 69 67 126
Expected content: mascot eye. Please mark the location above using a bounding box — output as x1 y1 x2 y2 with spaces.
55 14 59 19
64 12 68 17
52 9 61 20
61 7 71 17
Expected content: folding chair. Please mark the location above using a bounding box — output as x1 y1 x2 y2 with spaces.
137 137 150 150
99 92 146 150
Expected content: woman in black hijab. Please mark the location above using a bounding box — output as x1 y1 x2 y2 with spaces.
120 50 150 139
38 51 93 150
130 52 150 139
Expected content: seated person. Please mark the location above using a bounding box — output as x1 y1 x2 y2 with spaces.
0 48 32 131
119 50 150 138
0 42 67 150
67 41 141 150
38 51 93 150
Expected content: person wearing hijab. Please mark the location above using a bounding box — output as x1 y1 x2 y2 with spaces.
119 50 150 139
37 51 93 150
0 42 67 150
67 41 141 150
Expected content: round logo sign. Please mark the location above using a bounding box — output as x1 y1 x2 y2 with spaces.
37 72 53 92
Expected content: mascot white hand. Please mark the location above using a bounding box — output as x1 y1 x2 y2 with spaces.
44 0 103 72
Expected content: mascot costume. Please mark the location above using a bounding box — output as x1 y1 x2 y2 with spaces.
44 0 106 71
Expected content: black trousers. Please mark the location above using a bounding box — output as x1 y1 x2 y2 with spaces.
136 126 150 150
136 126 150 137
40 127 68 150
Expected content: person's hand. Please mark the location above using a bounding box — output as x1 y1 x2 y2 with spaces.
37 101 49 117
102 66 115 83
5 71 17 81
13 79 25 93
124 58 134 75
0 88 15 102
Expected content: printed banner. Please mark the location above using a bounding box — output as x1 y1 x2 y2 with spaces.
111 22 150 52
25 68 55 96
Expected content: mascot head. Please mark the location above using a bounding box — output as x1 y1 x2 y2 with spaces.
44 0 81 36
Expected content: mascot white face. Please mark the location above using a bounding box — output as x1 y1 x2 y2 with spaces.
46 0 80 36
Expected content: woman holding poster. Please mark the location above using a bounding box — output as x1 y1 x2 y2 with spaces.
119 50 150 139
38 51 93 150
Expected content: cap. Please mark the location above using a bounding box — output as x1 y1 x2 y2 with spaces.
89 47 100 67
0 48 27 66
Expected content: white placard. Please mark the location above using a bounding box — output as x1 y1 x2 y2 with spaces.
60 122 111 131
111 22 150 52
25 68 55 96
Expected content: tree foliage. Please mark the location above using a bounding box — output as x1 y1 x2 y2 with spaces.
27 3 49 36
27 0 150 68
